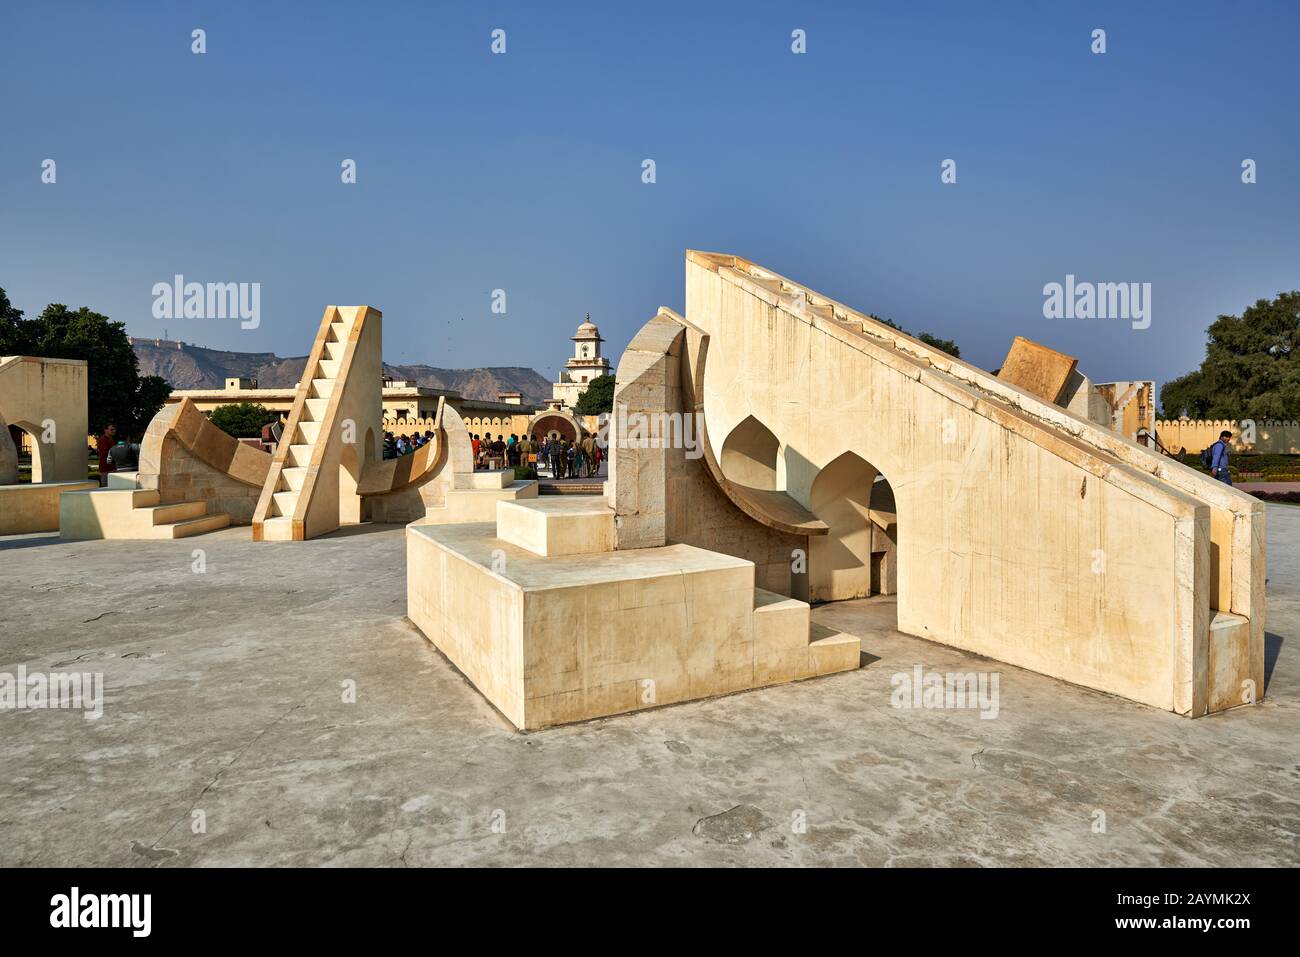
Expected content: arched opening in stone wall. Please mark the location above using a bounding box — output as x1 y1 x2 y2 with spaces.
339 441 363 523
719 415 779 490
808 451 898 609
10 421 45 483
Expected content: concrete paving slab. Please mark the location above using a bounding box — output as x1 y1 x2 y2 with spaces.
0 507 1296 867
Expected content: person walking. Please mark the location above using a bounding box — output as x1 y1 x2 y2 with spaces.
518 434 536 478
551 438 565 479
1206 430 1234 485
96 423 118 486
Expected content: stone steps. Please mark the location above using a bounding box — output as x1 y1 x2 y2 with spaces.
539 482 604 495
59 485 231 540
752 587 861 686
258 311 354 529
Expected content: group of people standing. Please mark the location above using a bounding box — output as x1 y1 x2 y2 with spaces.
469 431 601 479
382 430 435 459
380 428 602 479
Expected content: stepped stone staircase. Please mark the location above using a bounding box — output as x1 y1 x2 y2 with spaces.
407 493 858 730
256 309 351 539
539 481 604 495
60 472 231 540
253 305 381 541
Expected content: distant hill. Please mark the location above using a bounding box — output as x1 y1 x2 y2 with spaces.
130 339 553 406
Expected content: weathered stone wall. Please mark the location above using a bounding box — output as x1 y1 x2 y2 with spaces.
0 356 88 483
609 312 808 597
0 413 17 485
684 252 1264 716
136 399 270 525
143 433 263 524
0 481 99 534
366 467 450 524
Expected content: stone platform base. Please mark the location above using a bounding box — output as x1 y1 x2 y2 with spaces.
0 481 99 535
406 521 860 730
59 487 231 540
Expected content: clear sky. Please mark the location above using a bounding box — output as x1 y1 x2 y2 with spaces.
2 0 1297 392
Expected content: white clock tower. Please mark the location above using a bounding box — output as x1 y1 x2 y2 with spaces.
552 314 611 409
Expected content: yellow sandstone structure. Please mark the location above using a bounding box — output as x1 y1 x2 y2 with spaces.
59 397 263 539
60 305 543 542
13 260 1266 730
406 251 1266 728
253 306 385 540
0 356 97 534
0 355 89 483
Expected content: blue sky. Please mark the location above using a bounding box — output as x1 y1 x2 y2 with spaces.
2 0 1297 394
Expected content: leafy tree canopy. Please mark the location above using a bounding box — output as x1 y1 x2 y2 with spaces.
917 332 961 358
574 374 616 415
208 402 277 439
1160 291 1300 419
868 315 961 358
0 288 172 436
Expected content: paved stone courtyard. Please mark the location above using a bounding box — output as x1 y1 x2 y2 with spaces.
0 506 1295 867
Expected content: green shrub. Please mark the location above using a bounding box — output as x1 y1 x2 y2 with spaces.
208 403 277 439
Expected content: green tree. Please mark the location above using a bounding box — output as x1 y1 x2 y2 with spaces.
574 374 616 415
1160 292 1300 419
208 403 277 438
868 314 960 358
0 290 172 436
918 332 960 358
0 288 24 344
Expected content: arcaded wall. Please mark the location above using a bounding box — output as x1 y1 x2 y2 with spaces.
1157 418 1300 455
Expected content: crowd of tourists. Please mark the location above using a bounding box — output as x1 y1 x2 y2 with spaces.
379 427 601 478
382 430 436 459
470 432 602 479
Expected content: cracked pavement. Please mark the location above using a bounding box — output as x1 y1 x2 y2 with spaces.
0 507 1296 866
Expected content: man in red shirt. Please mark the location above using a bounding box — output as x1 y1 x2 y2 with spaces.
96 423 117 486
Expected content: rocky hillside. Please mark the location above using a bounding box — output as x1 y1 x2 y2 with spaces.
131 339 553 405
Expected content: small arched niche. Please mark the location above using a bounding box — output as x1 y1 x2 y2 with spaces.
719 415 779 490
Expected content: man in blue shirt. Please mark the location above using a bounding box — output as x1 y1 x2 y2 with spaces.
1209 429 1233 484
